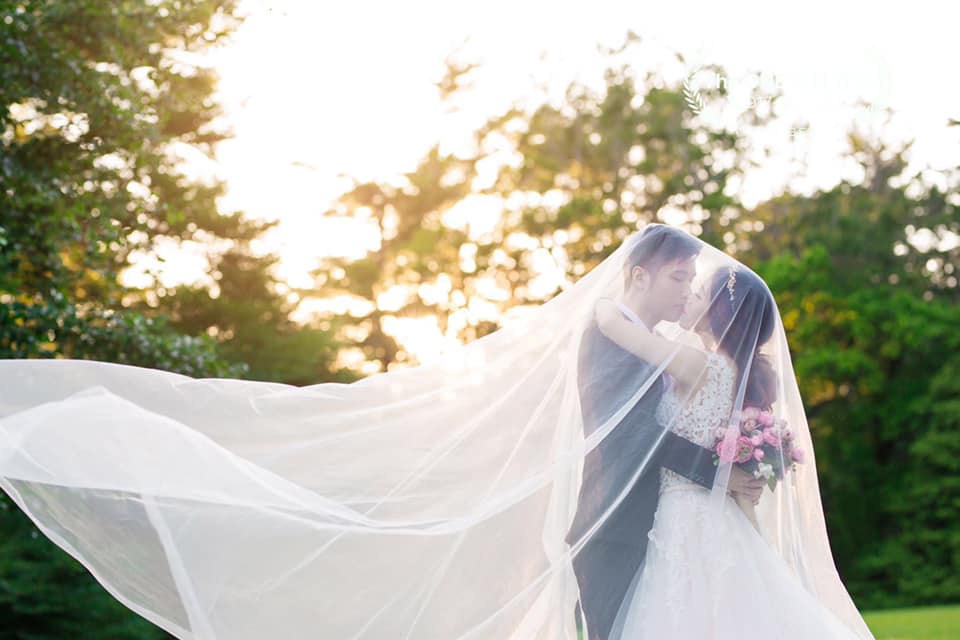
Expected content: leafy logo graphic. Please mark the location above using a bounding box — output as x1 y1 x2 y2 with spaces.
682 65 787 117
683 66 706 115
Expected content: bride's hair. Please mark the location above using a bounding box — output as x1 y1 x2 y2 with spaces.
705 266 778 410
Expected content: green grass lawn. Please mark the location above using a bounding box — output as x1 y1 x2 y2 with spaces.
862 604 960 640
573 604 960 639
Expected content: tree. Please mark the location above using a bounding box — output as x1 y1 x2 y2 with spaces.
305 34 775 374
738 126 960 608
0 2 268 636
1 0 249 375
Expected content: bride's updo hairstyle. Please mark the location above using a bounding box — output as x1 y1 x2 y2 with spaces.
706 265 777 410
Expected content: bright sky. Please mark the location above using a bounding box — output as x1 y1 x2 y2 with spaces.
124 0 960 366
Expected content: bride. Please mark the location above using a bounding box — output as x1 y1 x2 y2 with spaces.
0 224 876 639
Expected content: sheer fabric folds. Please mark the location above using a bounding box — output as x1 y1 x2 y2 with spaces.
0 224 874 639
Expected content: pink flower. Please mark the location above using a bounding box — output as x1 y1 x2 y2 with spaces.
791 447 805 463
758 411 774 426
736 436 755 464
743 407 760 420
753 448 765 461
762 428 781 448
716 438 738 464
750 433 764 446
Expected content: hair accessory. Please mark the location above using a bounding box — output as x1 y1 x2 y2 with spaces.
726 265 738 303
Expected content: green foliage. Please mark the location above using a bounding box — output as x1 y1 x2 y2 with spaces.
742 131 960 607
857 357 960 608
0 1 255 636
309 35 776 372
0 0 250 377
0 497 171 639
0 292 245 377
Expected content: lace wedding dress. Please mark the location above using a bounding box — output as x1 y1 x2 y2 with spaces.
608 352 867 640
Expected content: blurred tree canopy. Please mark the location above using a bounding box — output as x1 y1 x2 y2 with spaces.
1 0 245 376
0 0 345 384
0 1 336 636
2 7 958 637
309 37 777 373
741 126 960 607
308 33 960 611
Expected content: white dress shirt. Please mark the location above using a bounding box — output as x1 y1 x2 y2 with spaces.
614 300 675 393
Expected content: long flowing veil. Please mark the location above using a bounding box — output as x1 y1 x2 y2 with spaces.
0 223 874 639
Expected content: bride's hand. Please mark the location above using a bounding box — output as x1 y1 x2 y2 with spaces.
731 490 761 506
727 466 763 504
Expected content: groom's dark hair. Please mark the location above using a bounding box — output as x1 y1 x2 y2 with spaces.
623 224 700 290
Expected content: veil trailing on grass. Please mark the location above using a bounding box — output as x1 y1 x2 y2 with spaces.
0 223 874 639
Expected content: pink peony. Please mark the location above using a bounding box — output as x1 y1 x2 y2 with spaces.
762 428 781 448
791 447 805 463
716 438 738 464
758 411 774 426
753 448 765 461
736 436 755 463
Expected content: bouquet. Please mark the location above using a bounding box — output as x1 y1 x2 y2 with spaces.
712 406 805 532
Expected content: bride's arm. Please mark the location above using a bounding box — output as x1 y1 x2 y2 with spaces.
594 298 709 390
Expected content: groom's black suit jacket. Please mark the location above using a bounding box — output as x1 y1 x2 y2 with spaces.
565 314 718 639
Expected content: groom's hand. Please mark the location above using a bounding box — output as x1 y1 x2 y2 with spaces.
727 466 764 504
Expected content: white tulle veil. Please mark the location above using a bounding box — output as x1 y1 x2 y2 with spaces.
0 223 874 639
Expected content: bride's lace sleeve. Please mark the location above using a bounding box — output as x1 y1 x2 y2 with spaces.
670 352 735 440
659 352 736 491
703 352 735 406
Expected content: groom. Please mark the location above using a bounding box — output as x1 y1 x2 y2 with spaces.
565 225 764 640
